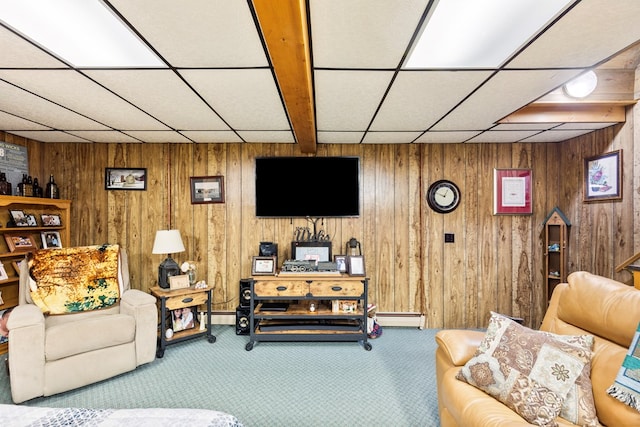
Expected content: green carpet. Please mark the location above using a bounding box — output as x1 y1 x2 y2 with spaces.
0 326 441 426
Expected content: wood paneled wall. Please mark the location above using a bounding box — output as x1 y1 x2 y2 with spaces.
1 108 637 329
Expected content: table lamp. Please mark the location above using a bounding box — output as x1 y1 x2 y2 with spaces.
152 229 185 289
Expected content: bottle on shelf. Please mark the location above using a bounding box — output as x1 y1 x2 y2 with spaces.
0 172 11 195
33 177 43 198
24 175 33 197
45 174 59 199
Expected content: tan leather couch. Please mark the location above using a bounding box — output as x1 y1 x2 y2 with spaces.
436 271 640 426
7 248 157 403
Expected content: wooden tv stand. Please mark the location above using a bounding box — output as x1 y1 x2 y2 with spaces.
246 273 370 351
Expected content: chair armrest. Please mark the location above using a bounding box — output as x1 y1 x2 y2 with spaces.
435 329 485 366
7 304 44 329
120 289 157 365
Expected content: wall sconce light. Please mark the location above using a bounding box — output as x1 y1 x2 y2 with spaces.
152 229 185 289
563 70 598 99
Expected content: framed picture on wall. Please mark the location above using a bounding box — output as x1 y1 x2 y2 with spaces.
190 176 225 204
105 168 147 191
493 169 532 215
583 150 622 202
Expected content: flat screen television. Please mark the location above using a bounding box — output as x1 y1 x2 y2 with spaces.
255 156 360 218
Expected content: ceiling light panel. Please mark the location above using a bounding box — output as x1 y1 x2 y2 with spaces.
405 0 573 68
370 70 492 131
0 0 163 67
109 0 267 67
0 70 168 130
310 0 429 68
509 0 640 68
180 69 289 130
315 70 394 131
85 70 230 130
432 69 578 131
0 80 109 130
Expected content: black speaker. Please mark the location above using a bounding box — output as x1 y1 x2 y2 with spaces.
236 306 250 335
240 278 252 308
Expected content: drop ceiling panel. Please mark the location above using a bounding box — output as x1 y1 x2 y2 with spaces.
85 70 229 130
0 111 50 131
0 81 108 130
9 131 90 143
108 0 267 67
310 0 429 68
238 131 294 143
315 70 394 131
0 70 167 130
509 0 640 68
493 123 562 131
522 129 595 142
414 131 481 144
370 70 493 131
125 131 191 143
66 131 141 143
433 70 579 131
0 26 67 68
181 131 243 143
317 131 365 144
180 69 289 130
362 131 423 144
466 130 541 143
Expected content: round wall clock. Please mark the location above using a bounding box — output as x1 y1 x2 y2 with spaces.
426 180 461 213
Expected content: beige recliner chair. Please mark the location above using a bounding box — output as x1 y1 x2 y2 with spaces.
7 246 157 403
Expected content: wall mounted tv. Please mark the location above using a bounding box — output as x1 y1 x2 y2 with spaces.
255 156 360 218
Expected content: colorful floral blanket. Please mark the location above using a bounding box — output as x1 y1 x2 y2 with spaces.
28 244 121 315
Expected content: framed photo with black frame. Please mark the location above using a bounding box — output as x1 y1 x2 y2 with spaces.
334 255 347 273
171 306 195 332
291 241 332 264
8 210 28 227
105 168 147 191
41 213 62 226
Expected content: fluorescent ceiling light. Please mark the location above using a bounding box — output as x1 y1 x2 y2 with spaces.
405 0 573 68
0 0 163 67
563 71 598 99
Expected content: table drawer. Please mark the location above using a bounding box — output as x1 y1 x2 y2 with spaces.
254 281 308 297
165 292 208 310
310 281 364 297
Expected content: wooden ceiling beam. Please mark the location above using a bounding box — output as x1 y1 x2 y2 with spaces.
252 0 316 153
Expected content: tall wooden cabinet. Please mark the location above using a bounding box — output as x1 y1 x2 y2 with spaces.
543 207 570 304
0 196 71 355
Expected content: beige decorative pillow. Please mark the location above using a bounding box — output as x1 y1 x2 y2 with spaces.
456 312 594 427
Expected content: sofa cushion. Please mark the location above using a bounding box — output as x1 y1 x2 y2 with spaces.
28 244 121 315
45 314 135 361
456 312 594 426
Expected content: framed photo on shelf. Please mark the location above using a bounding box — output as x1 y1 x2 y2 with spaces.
346 255 366 276
5 234 36 252
493 168 532 215
252 256 276 275
41 231 62 249
26 214 37 226
190 176 225 204
41 213 62 226
12 260 23 275
584 150 622 202
169 274 190 290
8 209 28 227
105 168 147 191
334 255 347 273
291 241 332 263
0 263 8 281
171 306 195 332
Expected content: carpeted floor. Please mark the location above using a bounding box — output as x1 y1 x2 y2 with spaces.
0 326 441 426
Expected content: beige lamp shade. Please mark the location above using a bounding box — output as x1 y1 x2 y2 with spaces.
152 229 185 255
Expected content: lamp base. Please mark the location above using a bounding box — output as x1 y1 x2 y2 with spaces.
158 256 180 289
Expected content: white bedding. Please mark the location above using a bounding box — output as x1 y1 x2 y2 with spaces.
0 404 244 427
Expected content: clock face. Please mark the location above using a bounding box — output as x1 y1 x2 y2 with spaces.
427 180 461 213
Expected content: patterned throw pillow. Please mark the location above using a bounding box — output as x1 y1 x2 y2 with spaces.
456 312 594 427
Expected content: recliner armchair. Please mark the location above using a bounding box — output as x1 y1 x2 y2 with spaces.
7 246 157 403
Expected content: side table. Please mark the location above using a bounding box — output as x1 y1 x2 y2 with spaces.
150 285 216 358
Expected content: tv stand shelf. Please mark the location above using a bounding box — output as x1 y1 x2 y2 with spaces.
246 274 370 351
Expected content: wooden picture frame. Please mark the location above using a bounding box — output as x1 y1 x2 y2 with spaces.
493 168 532 215
190 176 225 204
105 168 147 191
334 255 347 273
5 234 36 252
41 213 62 226
347 255 366 276
41 231 62 249
252 256 276 275
12 260 23 275
584 150 622 202
169 274 190 290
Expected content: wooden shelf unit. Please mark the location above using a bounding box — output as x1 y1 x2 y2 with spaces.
543 207 570 304
0 196 71 355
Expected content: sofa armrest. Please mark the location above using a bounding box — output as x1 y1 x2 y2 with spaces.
435 329 484 366
7 304 46 403
120 289 157 365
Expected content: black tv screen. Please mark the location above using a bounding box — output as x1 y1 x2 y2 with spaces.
255 157 360 218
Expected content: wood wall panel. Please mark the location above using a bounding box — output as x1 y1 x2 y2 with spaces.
2 104 638 328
